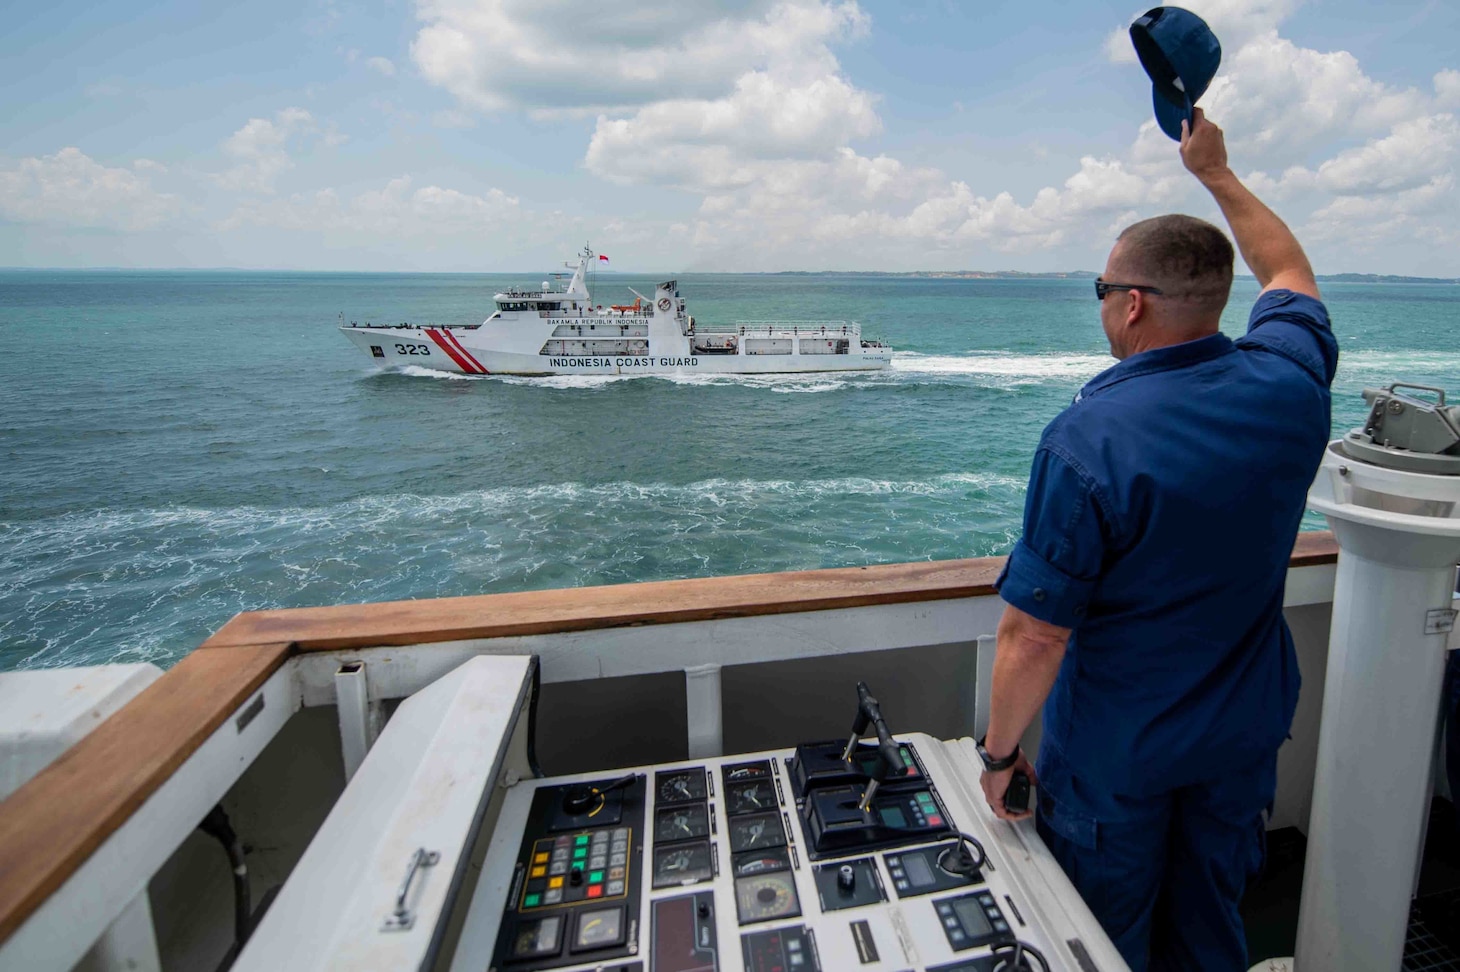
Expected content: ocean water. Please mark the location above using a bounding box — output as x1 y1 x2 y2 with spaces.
2 270 1457 670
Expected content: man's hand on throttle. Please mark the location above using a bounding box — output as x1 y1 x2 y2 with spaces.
980 750 1038 822
1180 107 1230 184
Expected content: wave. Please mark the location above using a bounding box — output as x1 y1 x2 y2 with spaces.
382 351 1114 393
0 473 1027 669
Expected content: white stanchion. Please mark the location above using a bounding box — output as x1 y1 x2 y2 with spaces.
1295 442 1460 971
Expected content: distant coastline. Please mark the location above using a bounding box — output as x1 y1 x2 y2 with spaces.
4 267 1458 283
766 270 1460 283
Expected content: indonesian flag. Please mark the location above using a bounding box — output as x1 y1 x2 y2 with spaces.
598 254 610 263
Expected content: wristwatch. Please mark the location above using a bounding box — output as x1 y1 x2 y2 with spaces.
976 736 1021 772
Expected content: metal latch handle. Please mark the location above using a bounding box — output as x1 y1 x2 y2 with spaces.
381 847 440 931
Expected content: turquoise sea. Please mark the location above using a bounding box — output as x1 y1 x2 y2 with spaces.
2 270 1457 671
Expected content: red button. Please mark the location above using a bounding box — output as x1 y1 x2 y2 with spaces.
928 815 943 826
587 885 603 898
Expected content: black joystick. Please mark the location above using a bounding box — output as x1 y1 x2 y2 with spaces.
569 867 583 887
991 942 1048 972
937 833 987 877
561 773 637 816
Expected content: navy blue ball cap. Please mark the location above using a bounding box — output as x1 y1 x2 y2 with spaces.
1129 6 1222 141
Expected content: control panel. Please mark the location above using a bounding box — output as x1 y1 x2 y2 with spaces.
455 682 1126 972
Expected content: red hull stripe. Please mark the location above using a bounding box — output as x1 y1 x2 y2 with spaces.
423 328 479 373
441 328 489 374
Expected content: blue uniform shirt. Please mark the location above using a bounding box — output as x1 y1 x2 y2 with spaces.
996 290 1338 796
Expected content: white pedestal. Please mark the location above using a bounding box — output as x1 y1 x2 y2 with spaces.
1295 444 1460 971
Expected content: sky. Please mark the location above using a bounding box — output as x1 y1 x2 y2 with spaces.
1 0 1457 274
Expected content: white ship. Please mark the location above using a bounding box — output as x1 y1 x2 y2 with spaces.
340 246 893 376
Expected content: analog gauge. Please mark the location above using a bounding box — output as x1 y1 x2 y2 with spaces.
732 847 790 877
655 769 708 805
655 803 710 843
652 839 714 889
572 906 626 952
722 760 772 783
728 812 785 854
734 871 800 924
726 780 776 815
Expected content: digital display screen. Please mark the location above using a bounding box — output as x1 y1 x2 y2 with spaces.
952 898 994 938
879 805 907 828
903 853 936 888
512 915 562 957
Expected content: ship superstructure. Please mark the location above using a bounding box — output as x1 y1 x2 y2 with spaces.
339 246 893 376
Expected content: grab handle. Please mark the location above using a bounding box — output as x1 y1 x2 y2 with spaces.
381 847 440 932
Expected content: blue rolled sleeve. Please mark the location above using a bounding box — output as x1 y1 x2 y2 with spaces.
1236 288 1338 387
995 447 1107 628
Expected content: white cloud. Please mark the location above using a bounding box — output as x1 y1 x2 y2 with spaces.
367 56 397 77
1201 32 1427 164
412 0 868 113
585 71 880 188
1437 69 1460 109
220 175 520 235
214 107 317 194
0 147 183 230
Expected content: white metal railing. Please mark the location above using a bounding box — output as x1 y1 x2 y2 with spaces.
695 321 859 336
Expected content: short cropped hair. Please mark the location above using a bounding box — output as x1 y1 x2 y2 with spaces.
1115 215 1234 314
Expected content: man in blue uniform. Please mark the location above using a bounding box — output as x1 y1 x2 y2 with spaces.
978 109 1337 971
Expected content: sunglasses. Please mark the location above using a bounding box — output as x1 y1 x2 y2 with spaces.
1094 279 1164 300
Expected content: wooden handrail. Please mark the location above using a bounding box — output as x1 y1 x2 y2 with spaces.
204 532 1340 652
0 643 291 945
0 532 1339 945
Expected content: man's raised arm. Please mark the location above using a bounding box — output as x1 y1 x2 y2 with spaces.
1181 108 1320 300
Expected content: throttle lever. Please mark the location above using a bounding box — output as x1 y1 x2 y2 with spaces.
857 734 908 814
841 681 884 762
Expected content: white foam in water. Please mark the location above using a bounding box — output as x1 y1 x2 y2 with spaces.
0 471 1030 667
891 352 1112 379
386 352 1112 392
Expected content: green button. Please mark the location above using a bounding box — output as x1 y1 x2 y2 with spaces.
575 834 590 845
523 893 540 908
573 848 587 860
589 870 604 883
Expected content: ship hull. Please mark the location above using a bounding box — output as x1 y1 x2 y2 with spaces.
339 325 893 376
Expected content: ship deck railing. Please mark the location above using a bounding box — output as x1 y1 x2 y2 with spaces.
0 535 1355 970
693 321 860 335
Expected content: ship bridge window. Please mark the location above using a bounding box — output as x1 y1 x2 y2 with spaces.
538 302 562 312
497 301 535 312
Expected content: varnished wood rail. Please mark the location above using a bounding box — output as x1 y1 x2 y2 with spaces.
0 534 1339 946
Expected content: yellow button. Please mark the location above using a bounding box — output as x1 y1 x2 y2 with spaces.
549 876 563 889
530 866 546 879
533 852 549 865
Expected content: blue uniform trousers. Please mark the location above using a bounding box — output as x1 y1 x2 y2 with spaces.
1035 743 1275 972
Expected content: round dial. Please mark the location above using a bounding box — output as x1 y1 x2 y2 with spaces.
734 871 799 922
